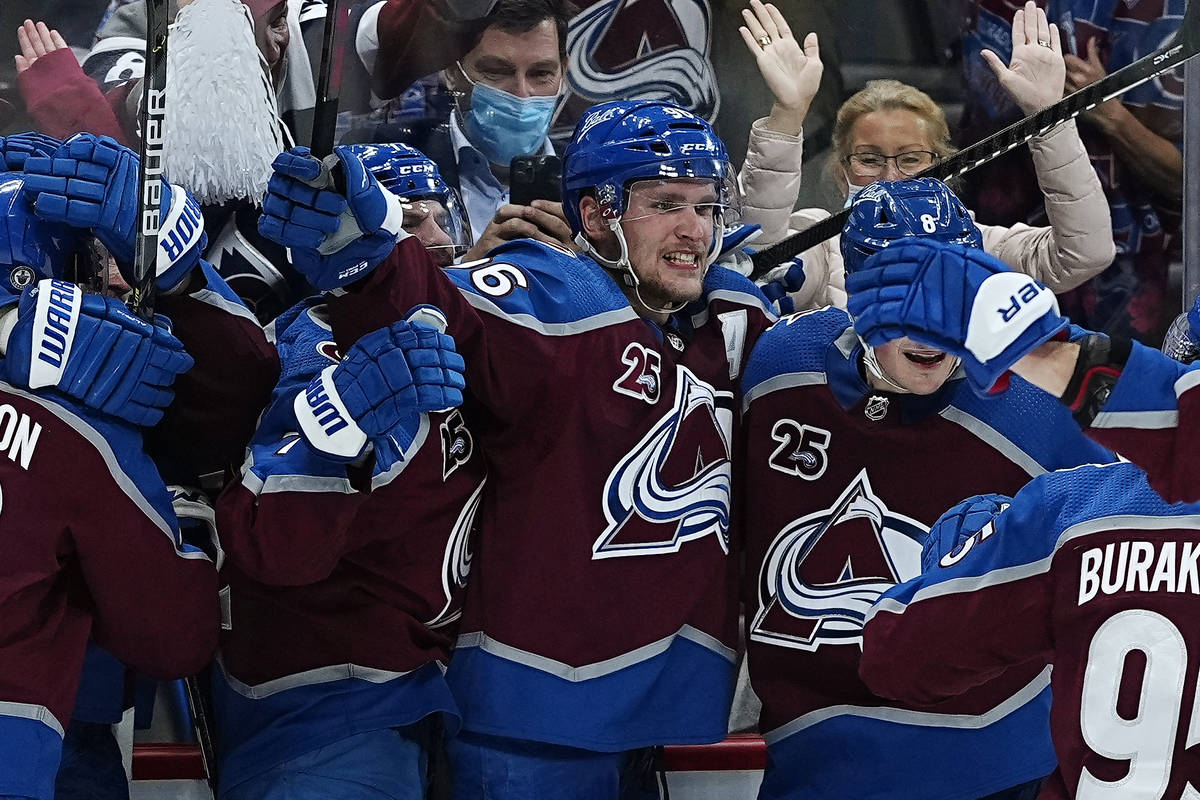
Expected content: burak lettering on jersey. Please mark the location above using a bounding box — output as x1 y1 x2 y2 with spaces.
751 470 926 651
594 365 733 559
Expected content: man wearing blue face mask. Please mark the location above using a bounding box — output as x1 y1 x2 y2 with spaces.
446 0 575 261
354 0 575 262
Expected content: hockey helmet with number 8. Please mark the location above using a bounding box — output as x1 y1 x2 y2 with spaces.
346 143 472 264
0 172 76 303
563 100 739 265
840 178 982 274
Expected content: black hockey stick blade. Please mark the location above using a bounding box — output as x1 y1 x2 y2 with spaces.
130 0 169 320
310 0 343 158
749 0 1200 280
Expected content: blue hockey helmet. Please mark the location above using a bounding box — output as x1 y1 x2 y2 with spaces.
562 100 738 259
346 142 472 264
840 177 982 274
0 172 75 302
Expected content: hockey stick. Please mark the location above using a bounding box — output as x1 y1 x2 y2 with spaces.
748 0 1200 280
130 0 169 320
183 668 220 796
310 0 344 158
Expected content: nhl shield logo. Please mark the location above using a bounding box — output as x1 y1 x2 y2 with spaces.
864 395 889 421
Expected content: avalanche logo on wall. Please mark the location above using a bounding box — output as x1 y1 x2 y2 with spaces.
565 0 719 124
594 365 733 559
751 470 927 651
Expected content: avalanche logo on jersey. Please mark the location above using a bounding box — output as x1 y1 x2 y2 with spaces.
426 479 483 629
751 470 926 651
594 365 733 559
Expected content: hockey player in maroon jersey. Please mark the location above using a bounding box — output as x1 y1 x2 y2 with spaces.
17 132 280 485
861 462 1200 799
255 100 776 798
846 237 1200 504
738 178 1112 800
0 173 220 800
212 143 483 800
9 132 279 798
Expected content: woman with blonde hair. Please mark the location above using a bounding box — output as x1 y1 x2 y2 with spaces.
737 0 1114 311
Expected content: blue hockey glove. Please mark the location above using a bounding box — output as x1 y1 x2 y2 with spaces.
0 132 63 171
760 256 806 316
3 279 194 427
846 238 1068 393
20 133 206 293
921 493 1012 574
293 312 465 469
259 145 405 291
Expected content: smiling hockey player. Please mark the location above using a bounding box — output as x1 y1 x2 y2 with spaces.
738 178 1111 800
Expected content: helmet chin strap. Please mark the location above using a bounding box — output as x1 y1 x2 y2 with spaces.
575 219 691 317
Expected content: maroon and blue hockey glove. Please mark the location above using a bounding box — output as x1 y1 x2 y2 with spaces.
21 133 207 293
258 145 406 291
921 493 1013 574
293 310 465 471
846 238 1068 394
3 279 194 426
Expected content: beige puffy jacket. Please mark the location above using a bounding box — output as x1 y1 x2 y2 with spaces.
738 117 1116 310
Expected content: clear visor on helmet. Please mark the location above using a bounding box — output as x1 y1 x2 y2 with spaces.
1162 312 1200 364
619 163 740 227
400 188 473 267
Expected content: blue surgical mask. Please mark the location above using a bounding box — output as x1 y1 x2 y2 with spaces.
461 77 559 167
843 177 867 208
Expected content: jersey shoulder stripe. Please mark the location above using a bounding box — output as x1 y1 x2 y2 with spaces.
443 240 634 328
742 306 851 398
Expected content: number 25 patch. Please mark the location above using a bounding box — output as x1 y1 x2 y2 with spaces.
768 420 831 480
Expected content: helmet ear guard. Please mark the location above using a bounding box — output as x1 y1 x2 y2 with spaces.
839 177 982 274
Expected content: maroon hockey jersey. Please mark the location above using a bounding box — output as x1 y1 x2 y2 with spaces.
0 382 218 797
861 461 1200 800
327 236 775 750
738 308 1112 799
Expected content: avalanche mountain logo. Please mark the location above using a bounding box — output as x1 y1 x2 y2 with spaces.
751 470 928 651
594 365 733 559
565 0 719 123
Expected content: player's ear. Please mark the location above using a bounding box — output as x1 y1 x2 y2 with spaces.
579 196 611 242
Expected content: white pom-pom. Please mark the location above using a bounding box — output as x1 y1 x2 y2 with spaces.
163 0 286 205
